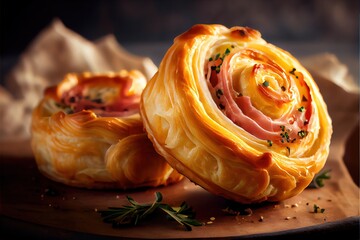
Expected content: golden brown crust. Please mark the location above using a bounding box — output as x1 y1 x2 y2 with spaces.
31 70 183 189
140 24 332 203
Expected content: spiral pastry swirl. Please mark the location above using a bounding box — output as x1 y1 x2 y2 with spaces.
31 70 183 189
140 24 332 203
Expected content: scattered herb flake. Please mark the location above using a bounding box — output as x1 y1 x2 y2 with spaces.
289 68 299 78
224 48 231 55
216 89 223 99
286 146 291 154
262 81 270 87
215 66 221 73
297 130 308 138
313 204 325 213
298 106 305 112
209 48 232 75
307 169 331 188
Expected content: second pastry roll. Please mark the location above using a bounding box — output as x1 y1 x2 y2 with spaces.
31 70 183 189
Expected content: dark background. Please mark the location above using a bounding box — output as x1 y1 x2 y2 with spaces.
1 0 359 55
0 0 359 84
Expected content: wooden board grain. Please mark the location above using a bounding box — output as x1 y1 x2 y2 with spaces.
0 150 359 239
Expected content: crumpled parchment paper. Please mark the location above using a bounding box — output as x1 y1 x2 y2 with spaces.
0 19 358 160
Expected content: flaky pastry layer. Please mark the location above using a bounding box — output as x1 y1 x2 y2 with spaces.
140 25 332 203
31 70 183 189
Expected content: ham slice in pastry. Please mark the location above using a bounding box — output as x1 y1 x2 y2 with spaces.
31 70 183 189
140 24 332 203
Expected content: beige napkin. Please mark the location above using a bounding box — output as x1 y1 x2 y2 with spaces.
0 19 158 156
301 53 359 161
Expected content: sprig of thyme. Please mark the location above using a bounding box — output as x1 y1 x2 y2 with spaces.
98 192 203 231
307 169 331 188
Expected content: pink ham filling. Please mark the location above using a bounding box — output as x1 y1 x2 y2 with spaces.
206 49 311 143
60 81 140 117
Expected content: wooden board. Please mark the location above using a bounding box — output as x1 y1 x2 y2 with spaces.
0 147 359 239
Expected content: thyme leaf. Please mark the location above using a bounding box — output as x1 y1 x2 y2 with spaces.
98 192 203 231
307 169 331 188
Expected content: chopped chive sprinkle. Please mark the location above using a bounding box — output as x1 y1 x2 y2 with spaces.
280 132 290 143
289 68 299 78
262 81 270 87
209 57 213 61
284 132 290 142
313 204 325 213
215 53 220 60
267 140 273 147
298 130 308 138
216 89 223 99
215 66 221 73
280 125 285 131
298 106 305 112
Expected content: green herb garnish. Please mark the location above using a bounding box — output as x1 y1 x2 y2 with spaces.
215 53 221 60
280 132 290 142
307 169 331 188
216 89 223 99
297 130 308 138
208 48 232 74
262 81 270 87
289 68 298 78
298 106 305 112
98 192 203 231
267 140 273 147
313 204 325 213
215 66 221 73
224 48 231 55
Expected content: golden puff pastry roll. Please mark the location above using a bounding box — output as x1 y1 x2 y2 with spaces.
31 70 183 189
140 24 332 203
